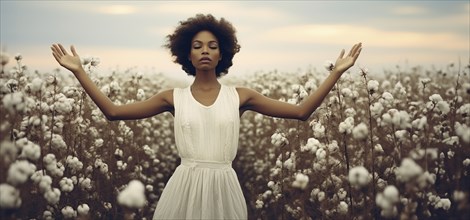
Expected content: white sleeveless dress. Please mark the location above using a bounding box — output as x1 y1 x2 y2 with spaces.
153 85 248 219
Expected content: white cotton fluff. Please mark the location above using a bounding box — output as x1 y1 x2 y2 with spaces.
271 132 289 147
380 92 394 107
7 160 36 185
455 122 470 143
344 108 356 118
44 187 61 205
59 177 74 192
39 175 53 193
367 80 379 94
317 191 326 202
463 158 470 167
457 103 470 117
395 130 408 142
0 183 21 208
77 204 90 216
383 185 399 203
2 92 25 114
136 89 146 101
324 60 335 71
66 156 83 174
18 140 41 161
348 166 371 188
29 78 44 92
79 177 92 190
0 140 17 165
117 180 147 209
370 102 384 118
301 137 321 153
316 148 327 160
352 123 369 140
337 201 348 215
429 94 443 103
255 199 264 209
292 173 309 190
395 158 423 182
339 117 354 134
434 198 451 210
412 116 427 130
337 188 347 200
311 122 325 138
61 206 77 219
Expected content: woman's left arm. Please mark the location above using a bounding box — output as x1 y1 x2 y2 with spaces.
239 43 362 121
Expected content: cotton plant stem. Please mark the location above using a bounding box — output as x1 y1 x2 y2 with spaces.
362 72 377 217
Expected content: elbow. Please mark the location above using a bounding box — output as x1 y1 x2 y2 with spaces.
297 112 310 121
104 109 119 121
105 115 118 121
298 115 310 121
297 108 316 121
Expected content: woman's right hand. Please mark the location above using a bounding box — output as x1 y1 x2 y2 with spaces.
51 44 83 73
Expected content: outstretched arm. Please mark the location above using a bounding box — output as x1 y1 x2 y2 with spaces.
51 44 173 120
239 43 362 121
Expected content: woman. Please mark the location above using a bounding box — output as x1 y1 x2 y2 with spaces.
51 14 362 219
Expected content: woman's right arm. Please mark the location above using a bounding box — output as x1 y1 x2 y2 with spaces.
51 44 173 121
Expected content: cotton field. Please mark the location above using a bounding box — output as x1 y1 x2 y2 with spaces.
1 53 469 219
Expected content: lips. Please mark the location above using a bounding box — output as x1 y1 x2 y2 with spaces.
199 57 212 62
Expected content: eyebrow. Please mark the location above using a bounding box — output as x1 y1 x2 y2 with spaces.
192 40 218 44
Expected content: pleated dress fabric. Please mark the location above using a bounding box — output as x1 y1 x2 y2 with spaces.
153 85 247 219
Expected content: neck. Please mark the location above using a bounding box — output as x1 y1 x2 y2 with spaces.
192 70 220 89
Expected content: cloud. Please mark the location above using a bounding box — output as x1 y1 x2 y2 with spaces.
95 5 138 15
260 24 468 50
390 6 428 15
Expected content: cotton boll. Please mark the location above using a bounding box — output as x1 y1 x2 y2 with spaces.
455 122 470 143
344 108 356 118
349 166 371 188
0 140 17 165
310 122 325 138
0 183 21 208
339 117 354 134
383 185 399 203
395 158 423 182
411 116 427 130
352 123 368 140
43 210 53 220
337 188 347 200
39 175 53 193
317 191 326 202
44 188 61 205
18 140 41 161
434 198 451 210
367 80 379 94
255 199 264 209
61 206 77 219
117 180 147 209
7 160 36 185
79 177 92 190
316 148 327 160
429 94 443 103
59 177 74 192
370 102 384 118
337 201 348 215
77 204 90 216
292 173 309 190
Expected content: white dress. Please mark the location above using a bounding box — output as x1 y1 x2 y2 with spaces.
153 85 248 219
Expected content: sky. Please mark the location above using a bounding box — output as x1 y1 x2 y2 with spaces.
1 1 469 81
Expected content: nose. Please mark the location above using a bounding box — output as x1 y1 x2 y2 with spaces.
202 46 209 54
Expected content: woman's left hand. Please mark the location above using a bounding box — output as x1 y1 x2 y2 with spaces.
333 42 362 74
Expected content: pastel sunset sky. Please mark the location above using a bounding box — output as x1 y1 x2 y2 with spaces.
1 1 468 80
